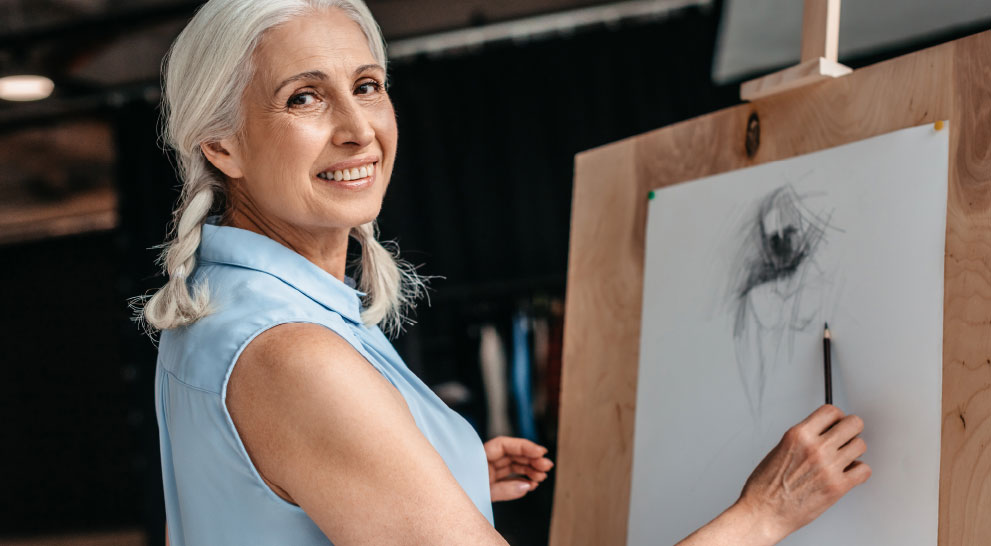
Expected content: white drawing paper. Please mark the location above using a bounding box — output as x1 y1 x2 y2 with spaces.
627 123 947 546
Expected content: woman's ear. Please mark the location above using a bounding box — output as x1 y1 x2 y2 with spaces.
200 139 244 179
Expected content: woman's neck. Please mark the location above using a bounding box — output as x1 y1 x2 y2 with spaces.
224 201 351 282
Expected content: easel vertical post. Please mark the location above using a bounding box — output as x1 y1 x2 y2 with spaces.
801 0 841 62
740 0 850 101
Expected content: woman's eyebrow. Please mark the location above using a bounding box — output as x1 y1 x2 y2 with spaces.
352 63 384 77
273 64 384 94
273 70 328 94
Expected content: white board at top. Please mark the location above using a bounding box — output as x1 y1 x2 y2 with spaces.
627 123 947 545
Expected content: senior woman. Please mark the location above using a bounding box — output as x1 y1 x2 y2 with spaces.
140 1 871 544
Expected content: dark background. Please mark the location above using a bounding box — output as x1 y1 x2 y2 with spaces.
0 0 983 544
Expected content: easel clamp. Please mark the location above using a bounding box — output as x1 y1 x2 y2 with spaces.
740 0 852 101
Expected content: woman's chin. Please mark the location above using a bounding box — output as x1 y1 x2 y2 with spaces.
320 205 383 231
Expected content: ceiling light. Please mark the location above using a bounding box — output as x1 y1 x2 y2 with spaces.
0 75 55 101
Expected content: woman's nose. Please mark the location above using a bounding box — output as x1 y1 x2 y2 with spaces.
331 100 375 148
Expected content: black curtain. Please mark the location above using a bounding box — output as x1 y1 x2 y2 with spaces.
0 231 141 534
381 5 735 290
113 99 181 546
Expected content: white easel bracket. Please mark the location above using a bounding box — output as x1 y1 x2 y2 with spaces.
740 0 852 102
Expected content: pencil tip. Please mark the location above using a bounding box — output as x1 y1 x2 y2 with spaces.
824 322 829 330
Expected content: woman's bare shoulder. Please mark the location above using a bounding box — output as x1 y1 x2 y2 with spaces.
232 321 364 372
225 321 504 544
226 322 410 440
224 321 409 506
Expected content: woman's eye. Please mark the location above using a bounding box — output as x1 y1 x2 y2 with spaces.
287 92 316 108
355 81 382 95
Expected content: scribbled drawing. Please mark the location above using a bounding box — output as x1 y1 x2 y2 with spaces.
728 184 837 419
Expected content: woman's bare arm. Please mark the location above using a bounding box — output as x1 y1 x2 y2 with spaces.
226 323 507 545
675 405 871 546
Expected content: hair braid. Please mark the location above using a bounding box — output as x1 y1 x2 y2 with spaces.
350 221 427 337
139 156 219 331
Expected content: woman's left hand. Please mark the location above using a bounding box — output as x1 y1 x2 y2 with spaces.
483 436 554 501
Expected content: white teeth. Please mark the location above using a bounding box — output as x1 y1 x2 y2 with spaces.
319 162 375 182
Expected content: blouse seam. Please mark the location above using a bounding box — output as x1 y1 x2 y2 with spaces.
162 368 220 395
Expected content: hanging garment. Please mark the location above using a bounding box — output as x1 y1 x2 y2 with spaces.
545 299 565 440
479 324 512 438
531 316 550 421
511 310 537 442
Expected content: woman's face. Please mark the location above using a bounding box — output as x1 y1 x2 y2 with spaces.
211 8 397 237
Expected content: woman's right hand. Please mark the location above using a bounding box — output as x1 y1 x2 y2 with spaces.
735 404 872 541
676 404 871 546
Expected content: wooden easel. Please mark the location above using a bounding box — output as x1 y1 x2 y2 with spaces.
549 0 991 543
741 0 851 101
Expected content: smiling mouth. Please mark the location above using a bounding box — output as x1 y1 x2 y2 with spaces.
316 161 376 182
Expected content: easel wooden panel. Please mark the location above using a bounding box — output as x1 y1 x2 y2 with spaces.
550 30 991 546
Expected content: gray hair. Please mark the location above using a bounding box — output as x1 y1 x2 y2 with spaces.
135 0 425 338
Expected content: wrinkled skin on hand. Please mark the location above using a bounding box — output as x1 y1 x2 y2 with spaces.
738 404 871 539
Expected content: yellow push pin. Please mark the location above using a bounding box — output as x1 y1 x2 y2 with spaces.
934 120 945 131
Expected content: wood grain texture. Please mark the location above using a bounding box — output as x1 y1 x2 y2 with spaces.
551 31 990 546
549 140 645 546
938 32 991 546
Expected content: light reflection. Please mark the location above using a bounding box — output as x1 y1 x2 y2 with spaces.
0 75 55 101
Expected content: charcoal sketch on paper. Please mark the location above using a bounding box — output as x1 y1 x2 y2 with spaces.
728 184 837 419
628 123 948 546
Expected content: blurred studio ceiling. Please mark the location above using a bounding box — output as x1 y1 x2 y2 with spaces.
2 0 691 244
4 0 989 135
1 0 989 244
0 0 668 105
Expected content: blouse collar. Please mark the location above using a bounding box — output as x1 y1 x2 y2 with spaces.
197 219 366 324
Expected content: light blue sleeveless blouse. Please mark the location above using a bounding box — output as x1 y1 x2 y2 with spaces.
155 222 494 545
